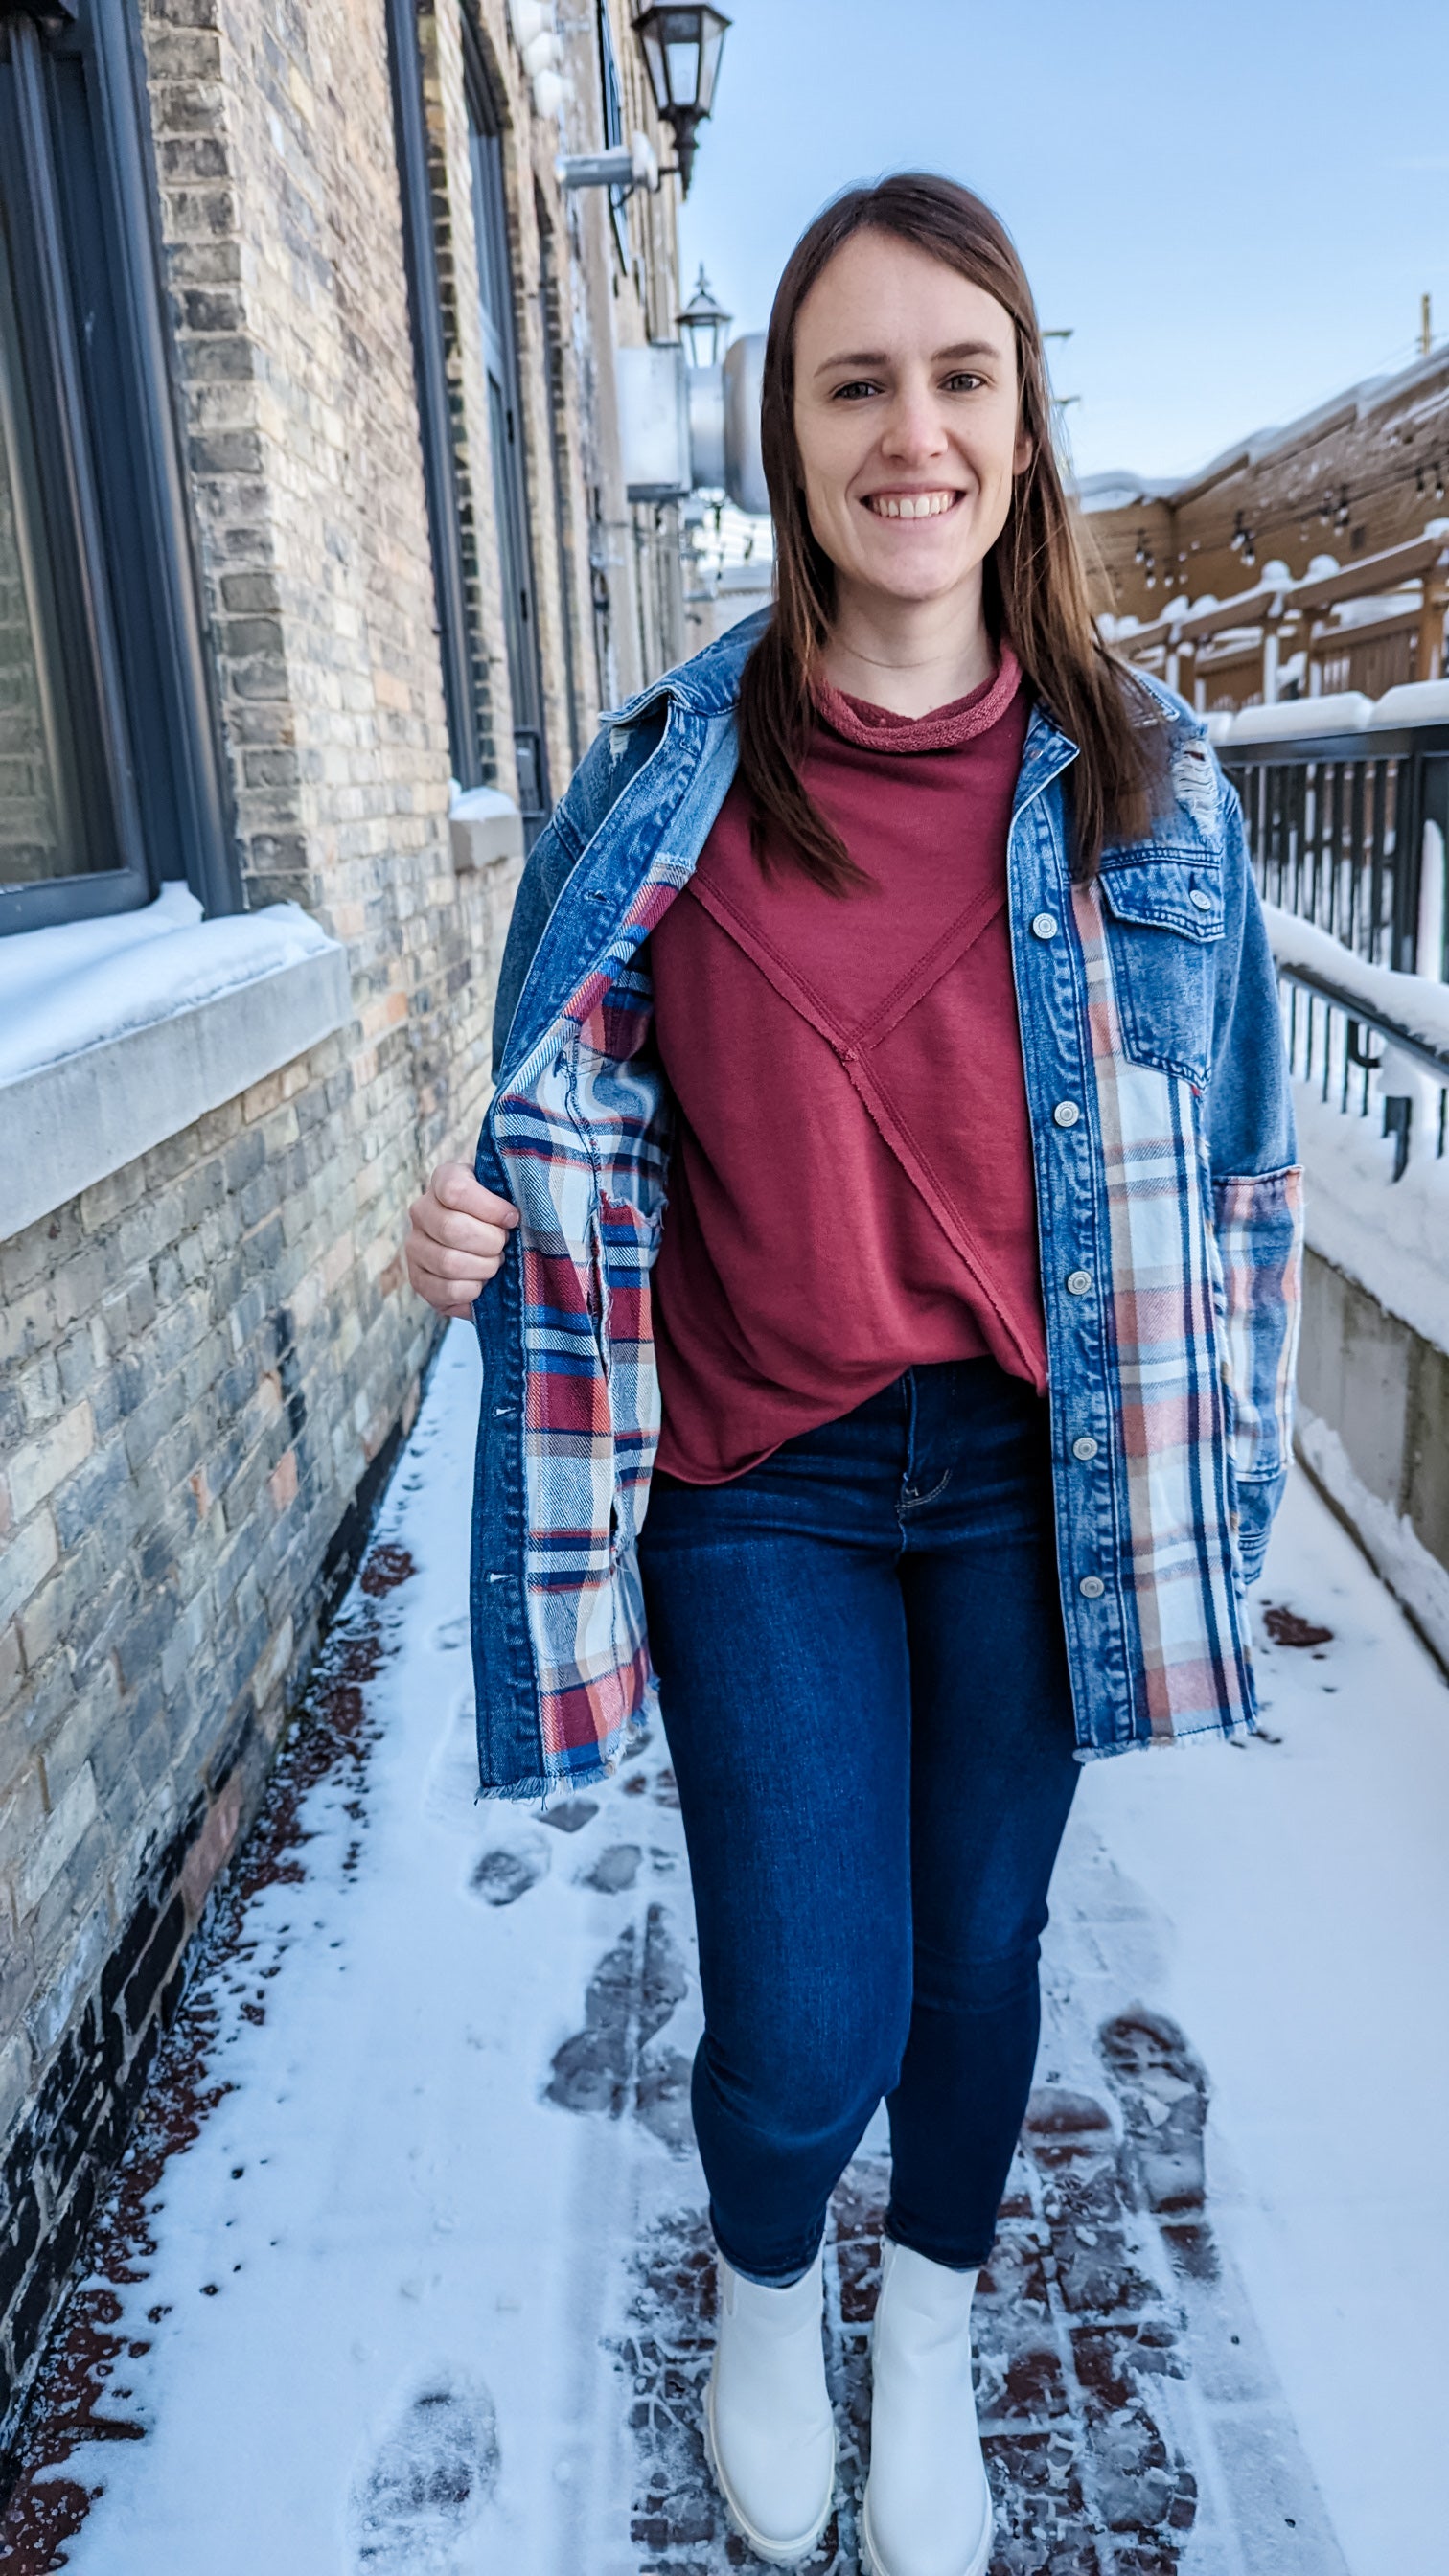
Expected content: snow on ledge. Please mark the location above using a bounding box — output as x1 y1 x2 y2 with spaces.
1263 903 1449 1065
1297 1407 1449 1675
1 885 351 1240
1293 1081 1449 1359
0 883 339 1083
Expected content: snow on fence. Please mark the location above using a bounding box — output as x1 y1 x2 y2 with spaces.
1233 700 1449 1668
1226 692 1449 1183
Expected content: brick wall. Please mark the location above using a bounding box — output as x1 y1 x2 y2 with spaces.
0 0 520 2449
0 0 692 2455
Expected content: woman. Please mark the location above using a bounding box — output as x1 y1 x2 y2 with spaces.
405 175 1300 2576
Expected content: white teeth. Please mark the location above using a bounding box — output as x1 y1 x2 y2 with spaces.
866 491 956 519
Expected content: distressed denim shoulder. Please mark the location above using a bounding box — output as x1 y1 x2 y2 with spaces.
468 621 1301 1797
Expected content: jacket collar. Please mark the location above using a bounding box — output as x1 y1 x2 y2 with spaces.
605 611 1208 766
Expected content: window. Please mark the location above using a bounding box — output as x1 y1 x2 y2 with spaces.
596 1 631 269
464 36 549 839
0 2 231 936
384 0 481 790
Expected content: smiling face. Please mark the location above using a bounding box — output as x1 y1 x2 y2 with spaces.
792 228 1032 623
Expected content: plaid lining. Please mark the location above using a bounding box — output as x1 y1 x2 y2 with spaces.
1211 1164 1303 1492
491 868 686 1782
1071 883 1300 1741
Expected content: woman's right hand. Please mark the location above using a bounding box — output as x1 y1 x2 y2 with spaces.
405 1162 519 1320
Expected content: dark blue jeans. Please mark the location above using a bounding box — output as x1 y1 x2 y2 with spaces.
637 1357 1081 2286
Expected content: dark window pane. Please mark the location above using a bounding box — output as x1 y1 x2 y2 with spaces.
596 5 630 268
0 214 69 886
465 74 548 834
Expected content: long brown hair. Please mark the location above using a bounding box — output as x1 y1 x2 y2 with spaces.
736 172 1164 890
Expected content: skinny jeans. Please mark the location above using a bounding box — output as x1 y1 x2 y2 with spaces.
636 1357 1082 2286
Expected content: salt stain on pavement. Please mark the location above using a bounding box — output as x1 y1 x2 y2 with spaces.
1 1323 1440 2575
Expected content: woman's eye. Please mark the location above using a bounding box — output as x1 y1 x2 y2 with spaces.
943 372 984 394
831 380 880 402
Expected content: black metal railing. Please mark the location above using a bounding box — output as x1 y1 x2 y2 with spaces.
1226 715 1449 1176
1225 717 1449 974
1273 954 1449 1177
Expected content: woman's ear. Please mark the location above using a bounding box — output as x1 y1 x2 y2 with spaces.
1014 427 1035 477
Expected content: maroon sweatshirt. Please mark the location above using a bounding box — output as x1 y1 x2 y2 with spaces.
647 646 1046 1485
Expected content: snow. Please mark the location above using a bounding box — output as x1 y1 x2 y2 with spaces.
1291 1077 1449 1357
1264 903 1449 1065
0 883 340 1085
448 785 519 827
1227 693 1373 743
1369 678 1449 726
1297 1405 1449 1669
20 1327 1448 2576
1073 1470 1449 2576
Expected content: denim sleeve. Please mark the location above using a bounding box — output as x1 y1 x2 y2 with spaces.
491 709 672 1079
1204 779 1304 1584
491 801 586 1080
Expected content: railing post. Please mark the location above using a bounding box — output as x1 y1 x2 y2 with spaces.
1414 577 1448 684
1421 756 1449 980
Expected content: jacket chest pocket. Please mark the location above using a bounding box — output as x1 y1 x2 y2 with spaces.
1098 852 1224 1087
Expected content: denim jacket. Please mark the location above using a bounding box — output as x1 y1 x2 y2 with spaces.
470 610 1301 1797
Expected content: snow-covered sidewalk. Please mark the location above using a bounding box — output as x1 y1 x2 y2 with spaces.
4 1325 1446 2576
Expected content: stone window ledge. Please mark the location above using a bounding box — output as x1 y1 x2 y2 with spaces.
449 784 524 871
1 886 351 1241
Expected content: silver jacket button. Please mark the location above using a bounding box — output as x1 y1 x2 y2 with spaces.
1189 886 1214 911
1053 1101 1081 1128
1072 1435 1099 1460
1079 1575 1106 1598
1066 1269 1092 1296
1030 910 1059 940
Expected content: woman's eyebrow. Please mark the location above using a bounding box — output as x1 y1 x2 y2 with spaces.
811 337 1003 379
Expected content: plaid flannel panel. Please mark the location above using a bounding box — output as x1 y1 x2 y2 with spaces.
1210 1165 1303 1498
1073 884 1257 1740
491 872 685 1785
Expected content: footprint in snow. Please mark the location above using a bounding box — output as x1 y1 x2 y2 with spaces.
546 1905 693 2150
582 1842 641 1893
349 2371 499 2568
471 1839 550 1906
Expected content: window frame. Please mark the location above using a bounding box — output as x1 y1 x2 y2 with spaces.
595 1 632 271
384 0 484 792
0 0 234 938
461 25 550 840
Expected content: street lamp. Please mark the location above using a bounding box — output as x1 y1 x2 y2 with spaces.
631 6 730 196
677 267 731 371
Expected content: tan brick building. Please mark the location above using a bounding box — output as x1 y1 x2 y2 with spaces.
0 0 714 2446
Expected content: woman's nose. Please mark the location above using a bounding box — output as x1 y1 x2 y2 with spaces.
879 390 949 463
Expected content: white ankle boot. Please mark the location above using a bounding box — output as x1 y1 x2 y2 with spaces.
702 2250 836 2564
861 2240 994 2576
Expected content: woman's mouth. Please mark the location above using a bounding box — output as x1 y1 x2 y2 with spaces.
861 490 961 520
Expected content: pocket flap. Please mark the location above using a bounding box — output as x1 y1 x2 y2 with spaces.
1098 854 1224 941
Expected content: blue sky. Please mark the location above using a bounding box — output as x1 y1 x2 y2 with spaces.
678 0 1449 483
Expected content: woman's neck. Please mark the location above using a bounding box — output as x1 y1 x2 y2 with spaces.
817 574 996 719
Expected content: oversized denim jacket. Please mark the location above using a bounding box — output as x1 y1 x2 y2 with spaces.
469 610 1302 1797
